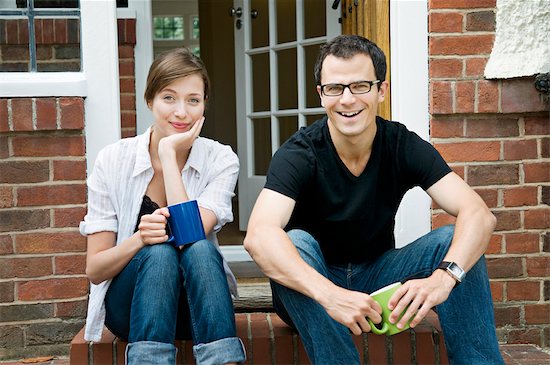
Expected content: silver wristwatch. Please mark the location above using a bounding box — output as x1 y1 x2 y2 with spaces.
437 261 465 285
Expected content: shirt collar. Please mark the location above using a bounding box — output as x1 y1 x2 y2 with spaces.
132 127 153 177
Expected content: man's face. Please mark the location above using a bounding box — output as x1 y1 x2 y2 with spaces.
317 54 387 141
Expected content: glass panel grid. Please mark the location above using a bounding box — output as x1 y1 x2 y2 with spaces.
153 16 184 40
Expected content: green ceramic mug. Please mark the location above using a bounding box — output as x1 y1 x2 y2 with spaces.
367 282 410 336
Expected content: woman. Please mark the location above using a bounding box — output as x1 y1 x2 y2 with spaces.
80 48 245 365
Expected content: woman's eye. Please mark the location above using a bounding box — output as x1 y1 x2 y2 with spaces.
163 95 175 101
189 98 200 104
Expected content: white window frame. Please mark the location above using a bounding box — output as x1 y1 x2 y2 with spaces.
0 0 121 173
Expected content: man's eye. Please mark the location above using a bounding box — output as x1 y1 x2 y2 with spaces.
325 85 342 93
352 83 370 92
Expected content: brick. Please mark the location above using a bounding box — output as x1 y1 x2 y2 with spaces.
542 137 550 158
468 164 519 186
506 232 540 254
466 11 495 31
503 186 538 207
525 209 549 230
55 45 80 60
120 94 136 110
59 97 84 130
36 45 53 61
2 45 30 61
475 188 498 208
502 78 548 113
493 305 521 326
15 231 86 254
465 57 488 77
0 160 49 183
270 313 295 365
507 328 542 346
525 304 550 325
430 117 463 138
485 233 502 254
503 139 538 160
429 0 496 9
487 257 523 279
0 326 24 349
490 281 504 302
432 213 456 229
527 257 550 277
0 99 8 132
54 19 67 43
430 81 452 114
67 19 80 43
545 281 550 301
507 281 540 301
466 118 519 138
456 81 475 113
543 186 550 206
429 12 463 33
56 300 87 318
429 35 494 56
435 141 499 162
119 60 135 77
0 235 13 255
118 45 134 59
0 209 50 233
121 112 136 129
55 254 86 275
493 210 521 231
0 186 14 208
17 184 86 206
26 321 84 346
544 233 550 253
53 159 86 180
12 135 85 157
0 303 53 322
5 19 18 44
0 136 9 158
524 162 550 183
249 313 272 364
53 206 87 228
18 277 88 300
120 78 135 93
0 281 14 302
0 257 53 278
525 116 550 135
477 80 499 113
42 19 54 44
35 98 57 130
11 98 33 131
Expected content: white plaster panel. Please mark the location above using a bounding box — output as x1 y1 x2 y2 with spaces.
485 0 550 79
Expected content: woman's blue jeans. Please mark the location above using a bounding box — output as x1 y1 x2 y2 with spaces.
105 240 245 365
271 225 504 365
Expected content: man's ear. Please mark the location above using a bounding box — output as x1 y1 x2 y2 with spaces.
316 85 324 107
377 81 389 103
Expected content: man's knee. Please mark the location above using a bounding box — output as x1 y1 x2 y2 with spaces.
287 229 327 271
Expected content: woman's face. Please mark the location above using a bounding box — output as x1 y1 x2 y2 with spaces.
149 74 205 138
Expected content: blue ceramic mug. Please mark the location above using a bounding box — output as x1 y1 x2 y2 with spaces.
166 200 206 247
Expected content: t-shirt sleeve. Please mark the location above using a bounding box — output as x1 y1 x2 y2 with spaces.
265 136 315 201
401 131 452 190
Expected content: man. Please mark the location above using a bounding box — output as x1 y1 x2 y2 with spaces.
244 35 504 364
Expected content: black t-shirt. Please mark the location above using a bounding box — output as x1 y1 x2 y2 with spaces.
265 116 452 265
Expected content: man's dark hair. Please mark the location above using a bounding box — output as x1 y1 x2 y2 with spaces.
314 35 387 86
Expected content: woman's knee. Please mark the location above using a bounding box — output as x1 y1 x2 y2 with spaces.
182 239 223 266
137 244 179 274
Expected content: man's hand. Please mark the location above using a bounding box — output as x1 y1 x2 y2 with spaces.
320 285 384 335
387 270 456 329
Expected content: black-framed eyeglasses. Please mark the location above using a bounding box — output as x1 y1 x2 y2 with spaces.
320 80 381 96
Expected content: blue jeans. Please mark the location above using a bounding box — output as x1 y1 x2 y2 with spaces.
105 240 246 365
271 225 504 365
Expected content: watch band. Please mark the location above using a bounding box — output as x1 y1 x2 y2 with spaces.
437 261 465 285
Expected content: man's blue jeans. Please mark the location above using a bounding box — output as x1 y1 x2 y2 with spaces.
271 225 504 365
105 240 246 365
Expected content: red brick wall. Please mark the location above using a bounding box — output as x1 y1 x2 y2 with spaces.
428 0 549 347
0 19 136 360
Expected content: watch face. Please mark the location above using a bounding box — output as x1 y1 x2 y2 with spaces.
448 263 465 281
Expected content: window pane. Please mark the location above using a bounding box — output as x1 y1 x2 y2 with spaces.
306 114 326 126
304 0 326 38
305 44 322 108
277 0 295 44
278 116 298 146
192 16 199 40
0 18 30 71
252 118 272 176
277 48 297 110
251 52 270 112
251 0 269 49
35 17 81 71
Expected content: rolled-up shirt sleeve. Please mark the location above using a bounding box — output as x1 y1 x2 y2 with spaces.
79 149 118 236
196 147 239 233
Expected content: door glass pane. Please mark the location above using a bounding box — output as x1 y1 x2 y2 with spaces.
36 17 81 72
252 118 272 175
0 18 29 71
306 114 326 126
304 0 326 39
305 44 322 108
278 116 298 146
277 48 297 110
251 52 270 112
276 0 296 44
251 0 269 49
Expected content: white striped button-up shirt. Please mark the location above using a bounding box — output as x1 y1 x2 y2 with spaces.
79 127 240 342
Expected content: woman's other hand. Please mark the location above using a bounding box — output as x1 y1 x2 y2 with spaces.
137 208 171 246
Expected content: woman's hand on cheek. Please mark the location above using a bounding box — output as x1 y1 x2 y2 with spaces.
158 117 205 158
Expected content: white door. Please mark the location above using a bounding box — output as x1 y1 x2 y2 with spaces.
233 0 341 230
232 0 431 248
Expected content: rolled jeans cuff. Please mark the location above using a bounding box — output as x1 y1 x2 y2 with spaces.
126 341 177 365
193 337 246 365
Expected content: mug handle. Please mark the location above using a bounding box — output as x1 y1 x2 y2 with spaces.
367 318 389 335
